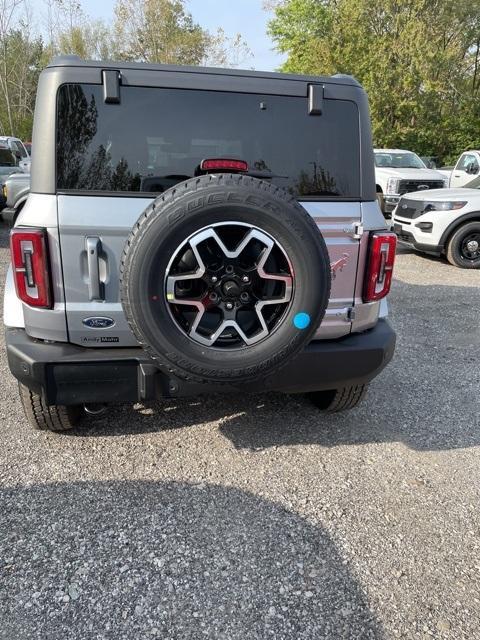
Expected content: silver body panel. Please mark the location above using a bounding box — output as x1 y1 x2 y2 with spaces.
6 194 388 345
8 194 68 340
305 201 361 339
57 195 151 346
3 266 24 328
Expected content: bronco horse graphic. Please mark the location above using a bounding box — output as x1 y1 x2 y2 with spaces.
330 253 349 279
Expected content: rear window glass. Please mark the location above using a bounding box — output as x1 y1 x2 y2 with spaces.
56 83 360 198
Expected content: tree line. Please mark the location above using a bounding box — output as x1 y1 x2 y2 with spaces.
268 0 480 164
2 0 479 163
0 0 250 140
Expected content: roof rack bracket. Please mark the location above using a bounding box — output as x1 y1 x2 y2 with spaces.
308 84 324 115
102 69 121 104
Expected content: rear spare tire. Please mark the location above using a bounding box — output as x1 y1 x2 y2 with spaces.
121 174 331 384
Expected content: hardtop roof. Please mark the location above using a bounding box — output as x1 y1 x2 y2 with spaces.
47 55 361 88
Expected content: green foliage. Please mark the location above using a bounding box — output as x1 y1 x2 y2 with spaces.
269 0 480 163
113 0 209 65
0 29 43 138
268 0 332 74
112 0 251 67
57 21 115 60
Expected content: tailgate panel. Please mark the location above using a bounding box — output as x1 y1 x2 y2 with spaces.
301 201 361 339
58 196 361 346
58 195 151 346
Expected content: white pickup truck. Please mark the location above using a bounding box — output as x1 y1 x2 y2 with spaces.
447 150 480 189
375 148 448 216
392 149 480 268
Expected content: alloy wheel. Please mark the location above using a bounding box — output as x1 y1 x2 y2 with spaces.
165 222 294 348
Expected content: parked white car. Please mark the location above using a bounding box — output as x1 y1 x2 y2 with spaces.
392 188 480 268
0 136 30 173
375 148 448 216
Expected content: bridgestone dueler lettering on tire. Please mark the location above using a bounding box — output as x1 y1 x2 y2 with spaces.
120 174 331 384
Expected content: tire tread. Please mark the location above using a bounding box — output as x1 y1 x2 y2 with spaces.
18 383 81 431
308 384 368 413
446 221 480 269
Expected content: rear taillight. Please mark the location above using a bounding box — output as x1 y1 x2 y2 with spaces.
10 228 52 308
363 232 396 302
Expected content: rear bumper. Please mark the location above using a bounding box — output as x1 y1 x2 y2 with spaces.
6 321 396 405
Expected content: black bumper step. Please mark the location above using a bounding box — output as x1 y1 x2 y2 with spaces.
6 321 396 405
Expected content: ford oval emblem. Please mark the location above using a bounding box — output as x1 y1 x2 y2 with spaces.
417 184 429 190
82 316 115 329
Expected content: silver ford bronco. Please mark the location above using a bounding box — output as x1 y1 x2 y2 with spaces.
4 56 396 431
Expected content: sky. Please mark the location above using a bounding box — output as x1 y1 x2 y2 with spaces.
78 0 286 72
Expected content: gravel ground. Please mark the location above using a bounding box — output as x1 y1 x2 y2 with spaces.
0 223 479 639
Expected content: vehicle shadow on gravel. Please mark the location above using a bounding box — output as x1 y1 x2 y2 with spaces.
73 275 480 453
0 480 383 639
219 277 480 452
74 364 479 452
395 244 449 267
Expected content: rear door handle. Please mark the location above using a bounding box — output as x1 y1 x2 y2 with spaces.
85 236 103 301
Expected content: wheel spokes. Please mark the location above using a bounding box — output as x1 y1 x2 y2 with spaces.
165 223 294 348
256 243 294 290
462 233 480 260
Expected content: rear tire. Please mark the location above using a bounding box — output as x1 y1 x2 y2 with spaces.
306 384 368 413
446 222 480 268
18 383 82 431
